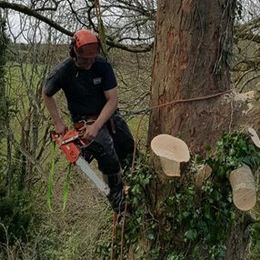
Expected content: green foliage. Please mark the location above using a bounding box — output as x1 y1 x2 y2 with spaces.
0 17 9 136
207 132 260 176
249 222 260 260
0 188 33 245
0 21 36 252
165 252 185 260
159 177 234 259
125 157 154 244
62 164 72 211
0 151 35 256
0 18 34 250
97 132 259 259
47 145 72 211
96 155 154 259
47 143 56 211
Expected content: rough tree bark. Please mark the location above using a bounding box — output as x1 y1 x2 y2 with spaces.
148 0 235 153
147 0 254 259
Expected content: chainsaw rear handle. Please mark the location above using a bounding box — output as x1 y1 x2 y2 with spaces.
50 130 80 163
50 129 93 163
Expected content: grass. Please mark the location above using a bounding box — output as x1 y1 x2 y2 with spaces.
128 115 149 151
1 57 150 259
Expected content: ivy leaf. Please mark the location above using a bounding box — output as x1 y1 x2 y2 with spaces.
147 232 155 240
185 229 198 241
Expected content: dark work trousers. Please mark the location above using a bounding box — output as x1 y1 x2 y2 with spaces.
80 111 134 212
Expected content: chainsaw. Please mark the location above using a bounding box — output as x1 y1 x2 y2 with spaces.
51 129 110 196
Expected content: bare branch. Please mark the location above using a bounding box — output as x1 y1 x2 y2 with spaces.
235 30 260 44
0 1 73 36
235 17 260 43
107 38 153 53
33 0 62 12
237 17 260 33
66 0 88 28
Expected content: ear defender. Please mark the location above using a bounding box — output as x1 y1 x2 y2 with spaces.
69 38 76 58
96 36 101 54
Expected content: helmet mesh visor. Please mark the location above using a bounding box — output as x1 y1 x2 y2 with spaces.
75 43 99 58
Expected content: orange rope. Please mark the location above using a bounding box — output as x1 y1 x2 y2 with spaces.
151 89 231 110
129 89 232 116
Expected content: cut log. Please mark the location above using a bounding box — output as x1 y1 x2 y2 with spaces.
248 127 260 148
151 134 190 177
229 164 256 211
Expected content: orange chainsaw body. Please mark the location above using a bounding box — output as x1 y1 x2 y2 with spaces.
51 130 83 163
50 128 109 196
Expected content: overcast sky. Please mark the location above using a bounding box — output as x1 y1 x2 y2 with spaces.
2 0 259 44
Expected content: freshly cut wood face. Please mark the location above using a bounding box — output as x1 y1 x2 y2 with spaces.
248 127 260 148
151 134 190 162
151 134 190 177
229 165 256 211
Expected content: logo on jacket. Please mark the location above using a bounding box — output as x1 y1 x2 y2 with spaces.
93 77 102 85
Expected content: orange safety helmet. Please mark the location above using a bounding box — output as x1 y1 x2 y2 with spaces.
71 29 99 58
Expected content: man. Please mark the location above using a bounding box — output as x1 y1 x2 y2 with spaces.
42 29 134 214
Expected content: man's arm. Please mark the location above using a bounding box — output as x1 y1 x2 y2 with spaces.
42 90 67 134
95 87 118 130
81 87 118 141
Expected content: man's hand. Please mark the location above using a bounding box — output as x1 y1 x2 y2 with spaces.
42 93 67 135
79 123 100 141
54 121 67 135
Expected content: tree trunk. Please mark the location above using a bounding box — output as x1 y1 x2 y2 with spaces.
0 15 8 137
146 0 252 259
148 0 235 153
